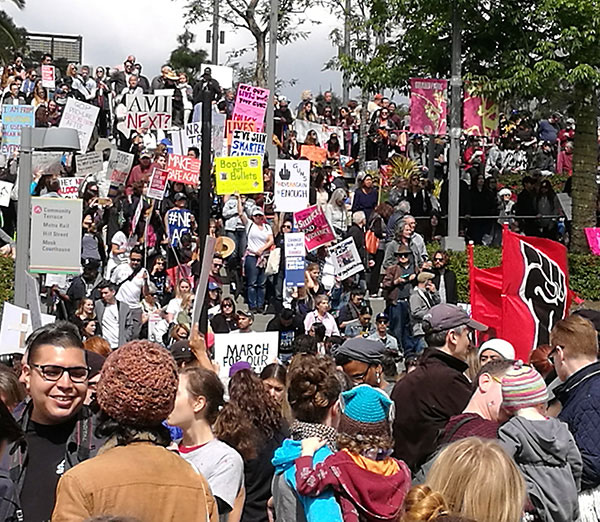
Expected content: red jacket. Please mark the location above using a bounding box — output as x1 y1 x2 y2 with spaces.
295 450 411 522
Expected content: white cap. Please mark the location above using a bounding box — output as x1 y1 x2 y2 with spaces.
477 338 516 360
498 188 512 197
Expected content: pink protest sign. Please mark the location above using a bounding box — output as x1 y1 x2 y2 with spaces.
463 86 499 137
294 205 336 252
585 228 600 256
167 154 201 186
232 83 270 132
409 78 448 135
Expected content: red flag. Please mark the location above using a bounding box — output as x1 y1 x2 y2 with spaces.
501 230 570 361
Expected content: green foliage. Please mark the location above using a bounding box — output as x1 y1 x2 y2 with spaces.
426 243 600 303
0 10 27 66
168 30 208 80
0 257 14 304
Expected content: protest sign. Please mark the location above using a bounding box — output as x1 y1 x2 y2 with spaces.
41 64 55 89
214 331 279 379
284 232 306 287
0 302 55 355
185 122 202 147
166 208 193 247
1 105 35 156
59 98 99 152
294 205 336 252
191 236 217 328
274 159 310 212
33 152 63 177
30 197 82 274
167 154 201 186
585 228 600 256
225 119 257 137
107 150 134 185
125 93 172 130
230 129 267 157
293 120 343 145
58 177 84 198
300 145 327 164
330 237 364 280
212 112 226 155
199 64 234 88
76 151 103 176
148 168 169 200
231 83 270 131
214 155 263 195
0 181 12 207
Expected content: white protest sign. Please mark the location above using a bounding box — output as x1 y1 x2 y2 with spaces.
41 65 55 89
293 120 343 144
32 152 63 178
284 232 305 287
274 159 310 212
185 122 202 147
199 64 234 88
107 149 134 185
58 177 84 199
330 237 364 280
59 98 99 152
30 197 83 274
126 94 172 130
230 129 267 157
76 151 103 176
0 181 13 207
214 331 279 379
0 302 55 355
147 168 169 200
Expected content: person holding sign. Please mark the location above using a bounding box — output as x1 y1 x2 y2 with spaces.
238 200 273 313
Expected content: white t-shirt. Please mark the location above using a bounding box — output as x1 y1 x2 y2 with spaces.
166 297 183 319
246 222 272 255
102 302 120 349
113 265 147 309
109 231 130 265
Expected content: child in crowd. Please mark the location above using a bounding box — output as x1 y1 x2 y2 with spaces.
295 384 411 522
498 361 582 522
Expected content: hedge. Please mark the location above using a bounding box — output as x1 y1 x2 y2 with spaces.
426 243 600 303
0 256 14 304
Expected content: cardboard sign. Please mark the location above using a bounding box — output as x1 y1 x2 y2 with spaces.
41 64 55 89
125 94 172 130
294 205 336 252
148 168 169 200
284 232 305 287
59 98 99 152
0 181 13 207
107 150 134 185
214 331 279 379
230 129 267 157
274 159 310 213
1 105 35 156
76 151 103 176
30 197 83 274
330 237 364 280
231 83 270 131
58 177 84 198
214 155 263 195
167 154 201 186
300 145 327 164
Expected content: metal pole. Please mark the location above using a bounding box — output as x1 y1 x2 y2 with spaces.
15 127 33 308
443 1 465 252
211 0 219 64
264 0 279 164
198 89 212 333
342 0 351 103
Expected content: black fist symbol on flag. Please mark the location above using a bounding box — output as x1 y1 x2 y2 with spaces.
519 242 567 348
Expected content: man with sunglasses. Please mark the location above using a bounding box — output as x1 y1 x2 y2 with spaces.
9 322 103 522
431 250 457 304
368 312 399 352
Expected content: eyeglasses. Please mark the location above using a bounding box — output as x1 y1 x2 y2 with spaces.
349 365 372 384
282 224 292 229
548 345 563 366
213 262 223 268
32 364 90 383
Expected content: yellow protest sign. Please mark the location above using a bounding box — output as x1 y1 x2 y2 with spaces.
214 155 264 195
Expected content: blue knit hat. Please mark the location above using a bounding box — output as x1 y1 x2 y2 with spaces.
338 384 394 437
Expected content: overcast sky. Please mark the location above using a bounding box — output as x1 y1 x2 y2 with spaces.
3 0 344 101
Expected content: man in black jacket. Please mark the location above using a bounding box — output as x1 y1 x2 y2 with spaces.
431 250 457 304
391 303 487 471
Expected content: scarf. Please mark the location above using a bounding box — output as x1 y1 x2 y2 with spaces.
290 420 337 451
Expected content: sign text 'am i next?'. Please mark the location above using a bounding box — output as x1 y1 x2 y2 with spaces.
125 94 172 130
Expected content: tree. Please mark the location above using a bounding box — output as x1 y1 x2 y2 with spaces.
0 2 27 66
181 0 313 86
168 30 209 80
340 0 600 252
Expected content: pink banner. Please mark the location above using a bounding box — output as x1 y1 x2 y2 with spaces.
463 87 499 137
294 205 335 252
409 78 448 135
167 154 200 186
585 228 600 256
232 83 270 132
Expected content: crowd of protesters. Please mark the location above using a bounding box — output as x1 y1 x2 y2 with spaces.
0 53 600 522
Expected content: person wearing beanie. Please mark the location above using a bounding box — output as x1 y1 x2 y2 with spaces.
295 385 411 522
52 340 218 522
498 361 582 522
477 338 515 366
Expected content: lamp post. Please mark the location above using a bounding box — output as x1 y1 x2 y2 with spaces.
264 0 279 164
14 127 80 308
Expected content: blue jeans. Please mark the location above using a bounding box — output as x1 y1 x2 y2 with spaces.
387 300 420 358
245 255 266 309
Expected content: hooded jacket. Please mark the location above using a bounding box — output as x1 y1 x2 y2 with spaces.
499 416 582 522
295 450 411 522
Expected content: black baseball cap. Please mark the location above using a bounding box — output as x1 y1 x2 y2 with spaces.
424 303 487 333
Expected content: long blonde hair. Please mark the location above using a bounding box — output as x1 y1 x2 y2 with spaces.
426 437 525 522
400 485 449 522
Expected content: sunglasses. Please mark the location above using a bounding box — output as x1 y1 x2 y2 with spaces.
222 302 233 308
376 319 388 324
282 224 292 229
434 257 444 262
548 345 563 366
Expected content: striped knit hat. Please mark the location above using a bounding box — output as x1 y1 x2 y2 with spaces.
501 361 548 411
338 384 394 438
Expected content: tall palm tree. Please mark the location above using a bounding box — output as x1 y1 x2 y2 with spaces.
0 0 25 47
